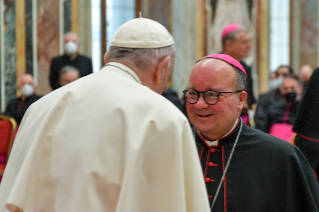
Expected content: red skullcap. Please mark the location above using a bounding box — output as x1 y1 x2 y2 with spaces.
200 54 247 77
221 24 241 39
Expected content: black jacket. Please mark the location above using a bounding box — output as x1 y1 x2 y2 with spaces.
195 119 319 211
4 94 42 124
262 101 300 133
49 54 93 90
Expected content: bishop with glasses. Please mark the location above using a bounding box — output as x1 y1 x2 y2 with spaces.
184 53 319 212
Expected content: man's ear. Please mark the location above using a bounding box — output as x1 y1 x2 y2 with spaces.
103 52 108 65
154 56 171 84
238 91 248 110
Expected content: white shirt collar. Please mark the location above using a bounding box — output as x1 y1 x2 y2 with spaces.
198 118 239 147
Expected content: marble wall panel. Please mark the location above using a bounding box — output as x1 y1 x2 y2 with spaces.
4 0 16 104
255 0 270 94
71 0 79 35
172 0 198 97
299 0 318 68
79 0 91 56
64 0 71 33
37 0 59 95
148 0 171 31
16 0 26 78
25 0 33 75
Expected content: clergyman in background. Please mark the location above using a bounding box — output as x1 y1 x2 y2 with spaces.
49 32 93 90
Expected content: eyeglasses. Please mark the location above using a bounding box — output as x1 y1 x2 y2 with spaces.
183 89 242 105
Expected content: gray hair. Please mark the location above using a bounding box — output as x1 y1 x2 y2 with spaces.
234 68 247 91
64 31 79 39
221 27 248 50
59 65 80 78
107 45 175 72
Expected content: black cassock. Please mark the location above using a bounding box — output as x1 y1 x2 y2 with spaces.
293 68 319 180
195 118 319 212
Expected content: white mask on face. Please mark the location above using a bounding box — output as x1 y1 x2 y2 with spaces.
20 83 34 97
269 76 283 89
65 41 78 56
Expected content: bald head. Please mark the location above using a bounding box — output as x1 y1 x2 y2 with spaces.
299 64 313 83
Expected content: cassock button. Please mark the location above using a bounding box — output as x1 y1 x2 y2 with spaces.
208 195 213 198
209 162 218 167
211 148 220 153
211 148 216 153
205 178 215 182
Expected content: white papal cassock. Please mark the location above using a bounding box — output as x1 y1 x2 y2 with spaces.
0 62 210 212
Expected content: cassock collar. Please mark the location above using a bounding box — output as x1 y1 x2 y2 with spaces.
196 118 241 147
105 62 142 84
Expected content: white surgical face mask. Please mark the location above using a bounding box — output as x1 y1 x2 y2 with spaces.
269 76 283 89
20 83 34 97
65 41 78 56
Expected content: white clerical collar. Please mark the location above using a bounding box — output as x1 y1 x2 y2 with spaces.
105 62 142 84
198 118 239 147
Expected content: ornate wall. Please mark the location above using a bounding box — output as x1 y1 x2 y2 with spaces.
172 0 209 96
138 0 209 97
208 0 258 97
0 0 91 112
291 0 319 71
1 0 319 111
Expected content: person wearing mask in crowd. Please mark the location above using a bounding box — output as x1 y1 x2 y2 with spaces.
254 65 293 130
4 74 41 126
58 65 80 87
293 67 319 182
184 53 319 211
0 16 210 212
262 74 302 141
49 32 93 90
221 24 256 125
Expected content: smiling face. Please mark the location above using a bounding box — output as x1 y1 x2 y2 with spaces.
186 59 247 141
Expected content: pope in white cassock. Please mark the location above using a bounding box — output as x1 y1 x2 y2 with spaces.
0 15 210 212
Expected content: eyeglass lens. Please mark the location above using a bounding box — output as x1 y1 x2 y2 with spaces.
186 90 219 105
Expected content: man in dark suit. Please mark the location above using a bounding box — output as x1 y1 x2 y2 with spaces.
49 32 93 90
221 24 256 109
